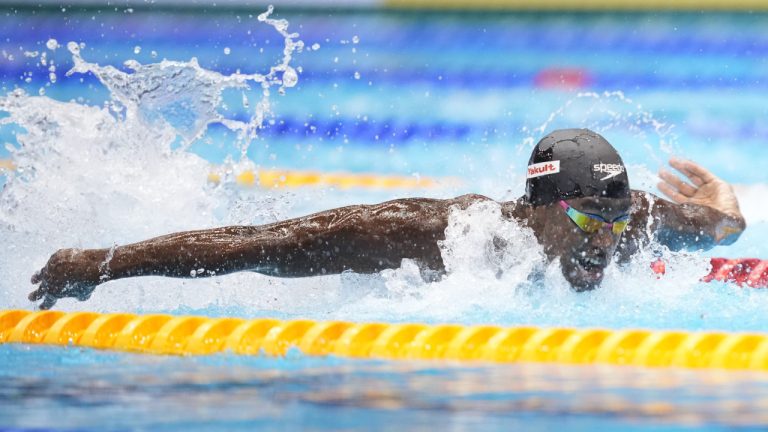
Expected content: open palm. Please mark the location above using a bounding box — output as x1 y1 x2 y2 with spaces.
658 158 742 219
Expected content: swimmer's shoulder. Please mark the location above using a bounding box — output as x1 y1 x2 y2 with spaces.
448 193 495 208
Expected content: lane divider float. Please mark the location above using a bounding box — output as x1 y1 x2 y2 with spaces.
207 168 455 189
0 159 453 189
705 258 768 288
0 159 14 171
4 309 768 371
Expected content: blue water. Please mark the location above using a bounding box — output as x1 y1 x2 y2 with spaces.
2 6 768 431
4 344 768 431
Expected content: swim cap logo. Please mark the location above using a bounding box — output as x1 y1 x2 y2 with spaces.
593 163 625 181
527 161 560 179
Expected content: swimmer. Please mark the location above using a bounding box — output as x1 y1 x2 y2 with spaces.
29 129 746 309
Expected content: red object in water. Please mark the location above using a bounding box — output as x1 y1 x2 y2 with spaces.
704 258 768 288
534 68 591 89
651 259 666 276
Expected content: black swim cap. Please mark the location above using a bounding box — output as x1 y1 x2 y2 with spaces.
524 129 630 206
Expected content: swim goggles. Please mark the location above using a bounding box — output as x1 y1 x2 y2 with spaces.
559 200 630 235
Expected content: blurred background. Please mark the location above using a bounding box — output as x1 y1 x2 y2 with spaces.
3 0 767 247
3 0 768 183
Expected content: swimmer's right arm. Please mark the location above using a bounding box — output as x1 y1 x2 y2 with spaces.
29 194 491 309
622 158 746 253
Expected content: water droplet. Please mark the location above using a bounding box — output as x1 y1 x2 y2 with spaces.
151 51 158 59
133 46 141 54
353 71 360 80
282 66 298 87
311 43 320 50
223 47 231 55
352 35 359 44
46 39 59 50
123 59 140 70
66 41 79 55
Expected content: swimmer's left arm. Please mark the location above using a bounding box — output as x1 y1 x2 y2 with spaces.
627 158 746 252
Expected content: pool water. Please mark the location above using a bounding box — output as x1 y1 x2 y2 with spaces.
1 5 768 431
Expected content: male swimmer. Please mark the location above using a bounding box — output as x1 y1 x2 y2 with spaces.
29 129 746 309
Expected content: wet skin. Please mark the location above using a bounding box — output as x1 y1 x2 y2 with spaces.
28 159 746 309
527 197 632 291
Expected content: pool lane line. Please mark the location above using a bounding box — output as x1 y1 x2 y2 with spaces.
0 159 455 189
207 168 457 189
4 309 768 370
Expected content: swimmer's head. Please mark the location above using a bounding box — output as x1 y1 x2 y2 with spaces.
525 128 630 206
524 129 632 291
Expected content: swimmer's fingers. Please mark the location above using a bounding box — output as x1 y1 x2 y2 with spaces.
31 270 42 285
39 295 57 310
669 158 717 187
658 181 690 204
28 281 48 302
28 288 44 302
659 169 697 198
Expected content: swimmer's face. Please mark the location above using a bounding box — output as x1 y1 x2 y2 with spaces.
536 196 632 291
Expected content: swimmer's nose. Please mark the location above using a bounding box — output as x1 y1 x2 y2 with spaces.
589 228 615 249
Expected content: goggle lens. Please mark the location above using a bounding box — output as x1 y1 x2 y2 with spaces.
559 201 629 235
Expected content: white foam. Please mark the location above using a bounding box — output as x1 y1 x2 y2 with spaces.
734 183 768 225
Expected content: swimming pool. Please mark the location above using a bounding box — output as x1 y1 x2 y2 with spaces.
1 4 768 430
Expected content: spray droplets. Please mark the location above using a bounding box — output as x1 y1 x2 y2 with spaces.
46 39 59 51
66 41 80 55
282 66 298 87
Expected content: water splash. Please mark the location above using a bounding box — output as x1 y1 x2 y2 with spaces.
0 7 304 310
64 6 303 152
520 91 677 154
498 90 679 202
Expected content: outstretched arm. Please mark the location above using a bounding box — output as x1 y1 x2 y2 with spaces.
29 194 489 309
621 158 746 255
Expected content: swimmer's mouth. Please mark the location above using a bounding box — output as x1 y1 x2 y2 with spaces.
576 254 607 273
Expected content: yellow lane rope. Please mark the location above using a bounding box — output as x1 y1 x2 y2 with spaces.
2 310 768 370
0 159 14 171
384 0 768 10
0 159 451 189
208 169 453 189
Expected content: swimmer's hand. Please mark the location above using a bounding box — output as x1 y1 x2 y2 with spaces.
29 249 104 310
658 158 744 221
657 158 746 245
